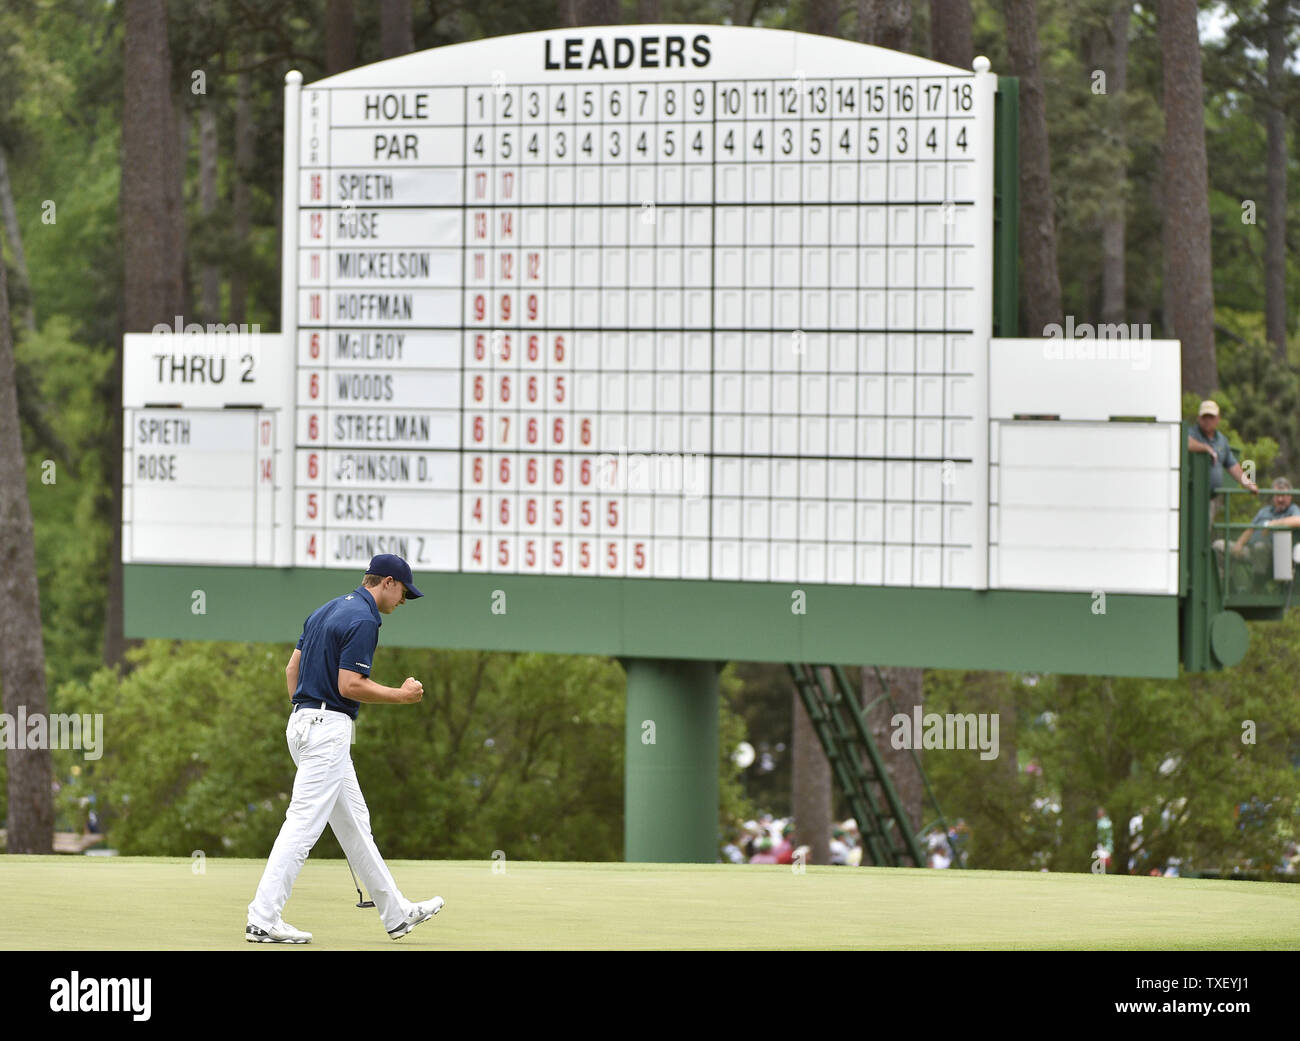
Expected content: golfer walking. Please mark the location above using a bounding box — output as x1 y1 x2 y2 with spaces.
246 553 443 943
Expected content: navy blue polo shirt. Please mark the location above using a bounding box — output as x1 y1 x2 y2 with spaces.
291 586 381 719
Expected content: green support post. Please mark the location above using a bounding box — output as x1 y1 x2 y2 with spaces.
622 658 719 863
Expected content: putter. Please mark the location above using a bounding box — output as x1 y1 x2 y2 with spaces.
347 858 375 908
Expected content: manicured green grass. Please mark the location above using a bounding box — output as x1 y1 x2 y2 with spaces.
2 856 1298 950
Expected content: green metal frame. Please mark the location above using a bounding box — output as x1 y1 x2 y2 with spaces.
1179 444 1272 671
1211 486 1295 620
126 564 1181 676
788 663 927 867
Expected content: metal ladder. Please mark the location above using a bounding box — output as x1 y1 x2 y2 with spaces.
787 663 959 868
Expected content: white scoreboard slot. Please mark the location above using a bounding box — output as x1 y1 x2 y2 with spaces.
294 449 460 488
123 408 276 565
302 529 459 569
990 421 1180 595
298 368 459 408
122 332 284 410
297 329 460 368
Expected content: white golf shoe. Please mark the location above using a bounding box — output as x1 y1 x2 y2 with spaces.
245 918 312 944
388 896 444 939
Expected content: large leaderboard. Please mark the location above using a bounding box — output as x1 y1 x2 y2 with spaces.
125 25 1186 679
290 27 994 587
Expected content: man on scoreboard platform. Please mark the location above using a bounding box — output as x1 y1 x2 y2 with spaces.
1189 400 1258 537
245 553 444 944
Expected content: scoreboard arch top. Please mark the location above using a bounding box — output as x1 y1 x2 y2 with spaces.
307 26 987 88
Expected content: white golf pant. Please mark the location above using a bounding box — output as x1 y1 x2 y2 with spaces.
248 705 411 933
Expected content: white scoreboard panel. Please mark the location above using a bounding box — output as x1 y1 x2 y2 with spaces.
124 408 278 564
121 332 284 565
285 26 997 586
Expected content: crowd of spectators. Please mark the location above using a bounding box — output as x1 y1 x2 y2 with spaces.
723 814 968 868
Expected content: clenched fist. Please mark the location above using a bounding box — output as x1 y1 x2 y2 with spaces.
400 677 424 704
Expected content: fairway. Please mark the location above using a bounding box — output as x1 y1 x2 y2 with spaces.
2 856 1298 950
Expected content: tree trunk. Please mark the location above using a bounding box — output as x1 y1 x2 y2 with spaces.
325 0 356 75
637 0 662 21
0 144 35 332
1159 0 1216 396
1109 806 1132 874
862 666 925 840
197 104 220 323
573 0 620 24
1264 0 1288 362
380 0 414 59
807 0 841 38
792 685 831 865
930 0 973 68
175 97 191 323
116 0 184 667
1055 676 1097 871
1003 0 1062 337
1058 780 1097 872
1100 1 1130 327
857 0 910 48
876 0 912 50
230 69 253 325
0 252 54 853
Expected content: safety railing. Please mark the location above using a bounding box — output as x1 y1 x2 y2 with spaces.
1209 485 1299 611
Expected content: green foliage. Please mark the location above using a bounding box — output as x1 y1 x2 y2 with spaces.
6 1 123 349
726 662 793 816
1202 0 1300 323
923 670 1056 869
716 662 757 836
50 640 750 860
924 619 1300 874
53 641 300 856
19 317 114 688
339 647 627 860
1213 312 1300 478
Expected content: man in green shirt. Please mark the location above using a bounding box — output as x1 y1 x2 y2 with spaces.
1191 400 1260 588
1187 400 1258 497
1227 479 1300 589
